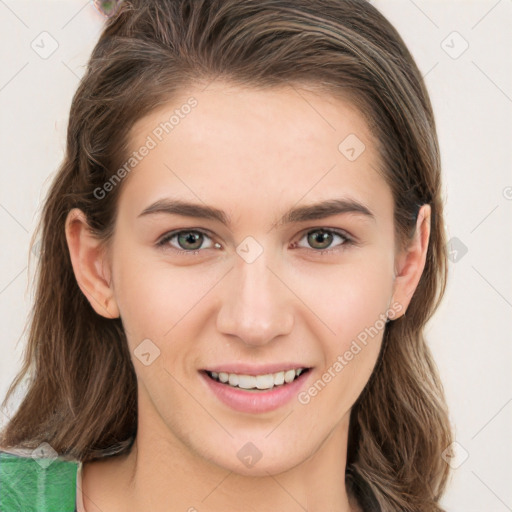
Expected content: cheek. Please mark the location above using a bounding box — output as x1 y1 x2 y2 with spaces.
111 252 173 342
297 250 394 339
295 254 392 407
112 250 219 343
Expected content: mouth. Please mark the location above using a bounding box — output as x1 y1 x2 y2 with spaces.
202 367 312 392
199 365 314 413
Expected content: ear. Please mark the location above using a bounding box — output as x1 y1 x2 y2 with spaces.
391 204 431 319
64 208 120 319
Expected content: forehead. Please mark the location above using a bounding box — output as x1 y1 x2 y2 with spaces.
119 82 391 225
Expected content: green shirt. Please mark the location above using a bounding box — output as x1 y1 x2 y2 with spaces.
0 449 81 511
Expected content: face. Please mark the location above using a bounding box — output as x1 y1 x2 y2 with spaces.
102 82 401 476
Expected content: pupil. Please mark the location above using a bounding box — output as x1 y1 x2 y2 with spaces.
309 230 332 249
179 232 202 250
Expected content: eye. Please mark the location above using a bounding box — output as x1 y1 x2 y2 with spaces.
291 228 353 255
156 227 354 257
156 229 217 255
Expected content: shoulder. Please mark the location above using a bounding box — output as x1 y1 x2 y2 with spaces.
0 448 79 511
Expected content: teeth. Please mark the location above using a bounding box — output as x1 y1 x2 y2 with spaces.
239 375 258 389
208 368 307 390
284 369 296 383
274 371 285 386
255 374 274 389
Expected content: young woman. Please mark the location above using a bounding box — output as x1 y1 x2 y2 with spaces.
0 1 452 510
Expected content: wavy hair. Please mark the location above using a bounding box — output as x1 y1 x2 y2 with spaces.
0 1 452 510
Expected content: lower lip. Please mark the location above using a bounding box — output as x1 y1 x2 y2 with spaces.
200 370 312 414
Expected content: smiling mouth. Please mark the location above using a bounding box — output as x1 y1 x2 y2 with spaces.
203 368 311 392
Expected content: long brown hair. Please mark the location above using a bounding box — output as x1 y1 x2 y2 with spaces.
0 1 452 509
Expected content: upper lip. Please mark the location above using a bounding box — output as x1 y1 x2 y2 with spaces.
202 363 312 375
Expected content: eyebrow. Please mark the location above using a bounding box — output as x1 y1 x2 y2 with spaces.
137 197 376 227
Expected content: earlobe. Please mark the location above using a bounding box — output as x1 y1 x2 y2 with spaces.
64 208 120 319
390 204 431 319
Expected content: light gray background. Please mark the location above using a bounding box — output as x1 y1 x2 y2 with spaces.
0 1 511 510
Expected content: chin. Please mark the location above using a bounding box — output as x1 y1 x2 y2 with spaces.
202 437 310 477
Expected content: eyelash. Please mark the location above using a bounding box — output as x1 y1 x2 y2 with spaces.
156 228 354 257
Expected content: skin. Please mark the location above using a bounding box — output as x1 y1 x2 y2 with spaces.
65 82 431 512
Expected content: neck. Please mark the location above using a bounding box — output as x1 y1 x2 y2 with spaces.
117 414 356 511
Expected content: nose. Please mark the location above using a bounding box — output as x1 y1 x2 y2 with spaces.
216 247 294 347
